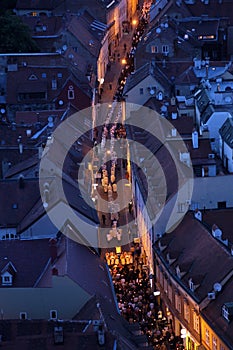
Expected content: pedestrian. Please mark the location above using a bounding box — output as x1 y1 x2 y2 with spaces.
124 43 127 51
128 200 133 214
102 214 106 225
109 83 112 90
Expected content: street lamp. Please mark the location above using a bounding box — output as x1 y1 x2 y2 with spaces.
132 19 137 27
121 58 127 65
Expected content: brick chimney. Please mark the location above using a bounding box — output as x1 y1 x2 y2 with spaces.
49 238 57 263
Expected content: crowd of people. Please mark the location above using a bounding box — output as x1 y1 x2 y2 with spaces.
106 242 184 349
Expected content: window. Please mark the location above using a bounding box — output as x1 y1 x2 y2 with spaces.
162 45 169 54
184 302 190 323
222 304 229 321
189 279 194 291
168 284 172 301
57 73 63 78
41 73 47 78
139 88 144 95
50 310 57 320
205 329 210 346
218 201 226 209
193 312 199 333
212 336 217 350
175 293 181 313
68 86 74 99
1 273 12 286
20 312 27 320
163 275 168 294
151 45 158 53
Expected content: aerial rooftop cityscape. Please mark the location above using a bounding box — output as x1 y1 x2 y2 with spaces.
0 0 233 349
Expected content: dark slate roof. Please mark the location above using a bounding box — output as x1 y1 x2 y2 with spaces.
219 117 233 149
0 239 50 287
154 211 233 303
15 0 61 10
0 179 41 228
123 63 152 94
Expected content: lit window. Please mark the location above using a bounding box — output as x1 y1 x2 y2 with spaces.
205 329 210 346
184 302 190 323
213 336 217 350
151 45 158 53
57 73 63 78
193 312 199 333
175 293 181 313
42 73 47 78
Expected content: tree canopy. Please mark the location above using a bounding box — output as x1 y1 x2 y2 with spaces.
0 13 39 53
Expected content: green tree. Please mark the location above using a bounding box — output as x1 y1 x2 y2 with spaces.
0 13 40 53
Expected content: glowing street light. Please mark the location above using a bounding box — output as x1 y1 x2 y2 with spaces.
132 19 137 26
121 58 127 65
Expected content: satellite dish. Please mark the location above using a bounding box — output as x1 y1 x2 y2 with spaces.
156 27 161 34
58 100 64 106
224 96 232 103
213 283 222 292
149 89 155 95
48 116 54 128
62 45 67 51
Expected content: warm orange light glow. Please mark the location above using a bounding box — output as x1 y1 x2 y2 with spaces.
132 19 137 26
121 58 127 65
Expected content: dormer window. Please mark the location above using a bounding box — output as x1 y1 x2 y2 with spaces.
1 272 13 286
189 278 194 291
222 303 233 322
176 265 181 278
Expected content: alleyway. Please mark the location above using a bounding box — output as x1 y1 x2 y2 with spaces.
90 10 184 349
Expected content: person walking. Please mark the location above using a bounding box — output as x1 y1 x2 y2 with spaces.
102 214 106 225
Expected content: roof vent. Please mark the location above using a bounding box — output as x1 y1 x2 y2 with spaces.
208 292 215 300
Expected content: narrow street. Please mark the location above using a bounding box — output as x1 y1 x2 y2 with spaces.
89 9 184 350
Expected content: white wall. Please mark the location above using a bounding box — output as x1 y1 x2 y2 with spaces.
207 111 231 152
192 175 233 209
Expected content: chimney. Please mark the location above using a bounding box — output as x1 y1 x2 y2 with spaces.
18 174 25 189
52 266 58 275
192 129 199 149
49 238 57 263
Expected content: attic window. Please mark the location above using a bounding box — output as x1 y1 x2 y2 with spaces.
41 73 47 78
222 303 233 322
57 73 63 78
176 265 181 278
1 272 12 286
50 310 57 320
189 279 194 291
151 45 158 53
28 74 38 80
68 86 74 99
